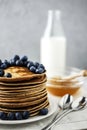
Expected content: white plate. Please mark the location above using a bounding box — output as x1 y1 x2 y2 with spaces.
0 96 58 124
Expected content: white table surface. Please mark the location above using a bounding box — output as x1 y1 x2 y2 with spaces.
0 90 87 130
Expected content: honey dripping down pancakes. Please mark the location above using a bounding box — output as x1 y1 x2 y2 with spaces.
0 55 49 120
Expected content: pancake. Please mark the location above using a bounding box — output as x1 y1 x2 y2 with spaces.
0 66 46 82
0 57 49 119
0 75 47 86
0 82 46 91
0 100 49 117
0 92 47 102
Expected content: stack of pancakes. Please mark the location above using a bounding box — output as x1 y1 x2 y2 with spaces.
0 66 49 116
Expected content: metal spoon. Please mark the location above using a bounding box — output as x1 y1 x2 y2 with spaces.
41 94 73 130
43 96 87 130
58 94 73 109
54 94 73 120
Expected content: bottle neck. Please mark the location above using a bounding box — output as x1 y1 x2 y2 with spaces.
43 10 65 38
43 10 53 37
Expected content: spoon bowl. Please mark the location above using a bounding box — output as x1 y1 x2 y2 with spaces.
58 94 73 109
71 96 87 111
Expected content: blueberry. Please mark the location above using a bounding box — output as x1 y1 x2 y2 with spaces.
15 112 22 120
0 112 7 120
7 112 15 120
26 62 30 68
23 61 28 67
27 61 34 69
30 66 36 73
34 62 39 68
0 59 2 66
3 60 10 67
16 60 23 66
22 111 30 119
5 73 12 78
13 55 20 61
10 59 16 66
0 69 4 76
21 56 28 62
0 111 3 118
39 108 48 115
38 64 45 70
16 60 20 66
0 63 8 69
35 68 44 74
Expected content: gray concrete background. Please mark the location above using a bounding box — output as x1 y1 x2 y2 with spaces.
0 0 87 69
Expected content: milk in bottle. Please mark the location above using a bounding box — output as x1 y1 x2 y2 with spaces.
40 10 66 76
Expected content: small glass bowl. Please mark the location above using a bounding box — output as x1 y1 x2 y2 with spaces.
46 67 86 97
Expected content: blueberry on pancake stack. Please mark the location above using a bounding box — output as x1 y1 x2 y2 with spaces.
0 55 49 120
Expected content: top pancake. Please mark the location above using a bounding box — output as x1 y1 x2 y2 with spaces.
0 66 46 82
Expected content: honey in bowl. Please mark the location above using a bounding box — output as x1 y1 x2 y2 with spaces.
46 68 84 97
46 78 81 96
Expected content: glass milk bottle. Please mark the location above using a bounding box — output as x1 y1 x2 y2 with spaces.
40 10 66 76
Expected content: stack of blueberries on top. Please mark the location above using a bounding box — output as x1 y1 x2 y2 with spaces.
0 55 46 78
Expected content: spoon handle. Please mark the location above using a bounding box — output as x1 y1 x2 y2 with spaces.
43 109 72 130
51 109 67 123
48 109 68 130
41 109 68 130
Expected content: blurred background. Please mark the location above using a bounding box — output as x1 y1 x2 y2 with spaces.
0 0 87 69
